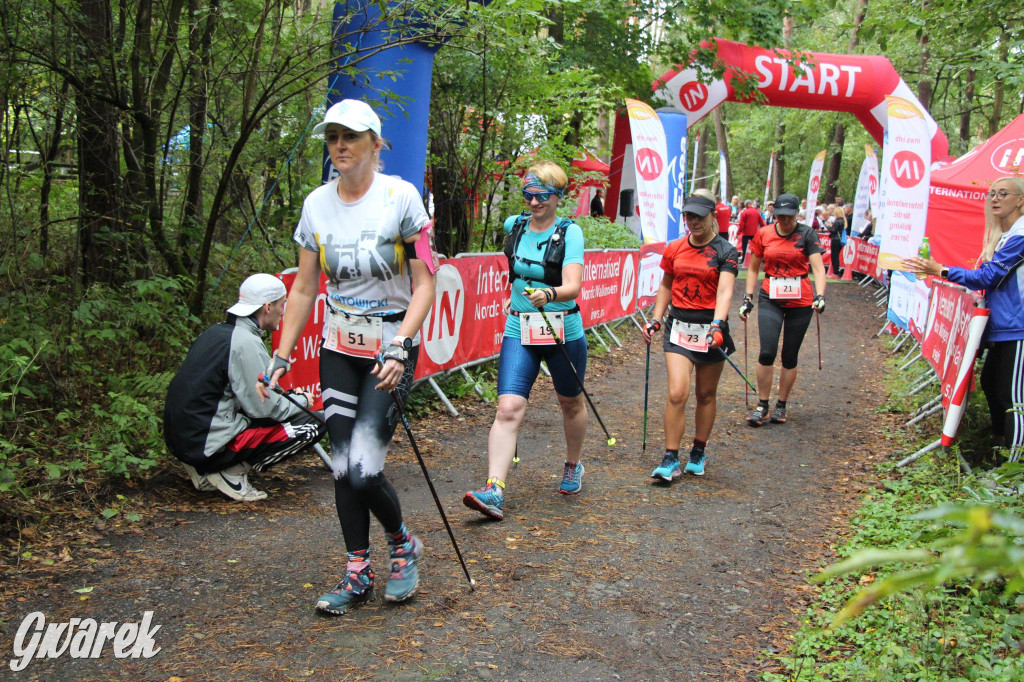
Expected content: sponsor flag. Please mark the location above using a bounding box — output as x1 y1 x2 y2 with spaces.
763 151 774 206
718 149 728 203
852 154 873 236
658 110 688 241
625 98 670 243
805 150 826 220
690 130 701 195
878 96 932 268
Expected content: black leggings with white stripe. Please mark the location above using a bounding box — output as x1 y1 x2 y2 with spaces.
319 346 418 553
980 339 1024 459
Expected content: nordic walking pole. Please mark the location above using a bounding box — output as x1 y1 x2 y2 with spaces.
525 288 616 446
716 348 757 392
377 360 476 591
257 375 332 468
743 316 749 408
642 341 651 454
816 310 823 370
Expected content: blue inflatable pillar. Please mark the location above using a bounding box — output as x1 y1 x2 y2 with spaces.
323 2 445 193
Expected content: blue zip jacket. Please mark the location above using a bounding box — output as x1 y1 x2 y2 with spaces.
947 215 1024 342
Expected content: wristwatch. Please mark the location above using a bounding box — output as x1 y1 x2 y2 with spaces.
392 336 413 351
940 266 949 279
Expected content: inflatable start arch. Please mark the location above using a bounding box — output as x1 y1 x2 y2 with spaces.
654 38 949 161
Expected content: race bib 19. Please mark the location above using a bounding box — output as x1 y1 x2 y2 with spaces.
520 312 564 345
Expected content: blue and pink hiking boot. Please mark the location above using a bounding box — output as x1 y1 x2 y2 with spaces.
316 564 374 615
385 536 423 602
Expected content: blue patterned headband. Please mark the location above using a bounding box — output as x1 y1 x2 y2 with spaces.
524 173 564 197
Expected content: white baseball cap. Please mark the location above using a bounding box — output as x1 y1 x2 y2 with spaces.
312 99 382 137
227 274 287 317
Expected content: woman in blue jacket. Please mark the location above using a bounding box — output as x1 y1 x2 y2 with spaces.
904 176 1024 459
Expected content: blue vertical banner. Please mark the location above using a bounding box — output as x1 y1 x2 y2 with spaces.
657 110 688 241
323 2 448 192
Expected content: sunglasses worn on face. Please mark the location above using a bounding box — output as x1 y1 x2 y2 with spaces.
988 189 1020 200
522 190 555 203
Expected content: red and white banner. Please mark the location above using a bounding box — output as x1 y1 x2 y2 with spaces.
579 250 639 326
653 37 948 160
941 308 990 446
851 145 879 236
805 150 826 219
763 151 774 207
638 242 668 308
625 98 669 243
846 237 881 278
878 96 932 269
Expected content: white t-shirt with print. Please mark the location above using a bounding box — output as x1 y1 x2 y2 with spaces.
293 173 429 322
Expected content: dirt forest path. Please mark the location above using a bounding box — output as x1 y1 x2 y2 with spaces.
2 280 896 681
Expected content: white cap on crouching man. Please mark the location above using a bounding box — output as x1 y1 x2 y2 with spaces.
226 274 287 317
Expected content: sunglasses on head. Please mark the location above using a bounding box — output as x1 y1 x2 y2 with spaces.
522 189 555 203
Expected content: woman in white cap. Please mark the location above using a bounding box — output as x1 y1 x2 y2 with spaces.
263 99 438 615
738 193 827 426
640 188 739 481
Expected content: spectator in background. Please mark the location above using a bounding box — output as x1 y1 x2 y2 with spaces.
590 188 604 218
730 195 741 220
835 196 845 206
715 195 732 241
737 200 766 266
859 209 875 239
827 205 847 277
903 177 1024 463
764 201 777 225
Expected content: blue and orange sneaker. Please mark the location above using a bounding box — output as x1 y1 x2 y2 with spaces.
316 564 374 615
463 480 505 520
385 536 423 602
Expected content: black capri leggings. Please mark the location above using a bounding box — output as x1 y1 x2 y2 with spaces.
979 339 1024 457
319 346 418 553
756 294 814 370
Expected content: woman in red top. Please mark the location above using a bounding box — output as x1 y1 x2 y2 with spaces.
641 189 738 481
738 193 827 426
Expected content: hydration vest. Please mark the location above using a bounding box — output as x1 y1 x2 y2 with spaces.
503 213 573 287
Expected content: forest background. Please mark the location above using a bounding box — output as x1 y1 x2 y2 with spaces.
1 0 1023 672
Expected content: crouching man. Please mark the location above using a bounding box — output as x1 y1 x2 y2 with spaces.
163 274 326 501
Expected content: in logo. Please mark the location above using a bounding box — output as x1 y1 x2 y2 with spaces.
423 264 464 365
868 174 878 194
635 148 664 181
990 139 1024 173
890 150 926 188
678 81 709 113
809 176 820 193
619 255 636 311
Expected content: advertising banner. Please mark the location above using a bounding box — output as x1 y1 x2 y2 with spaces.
805 150 826 219
877 96 932 269
921 282 977 381
851 147 879 236
638 242 668 308
848 237 879 276
718 149 728 205
579 250 639 327
626 98 669 243
763 151 774 207
658 110 688 242
941 308 990 446
886 270 916 332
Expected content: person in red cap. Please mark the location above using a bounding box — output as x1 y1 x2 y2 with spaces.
738 193 827 426
641 188 739 480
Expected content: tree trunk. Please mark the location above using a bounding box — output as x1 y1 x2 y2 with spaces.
990 33 1008 135
75 0 128 286
823 122 845 204
772 122 785 199
713 106 732 200
693 122 709 191
917 1 932 110
36 81 70 258
959 69 975 146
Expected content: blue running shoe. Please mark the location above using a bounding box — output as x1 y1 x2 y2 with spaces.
685 451 706 476
316 565 374 615
651 453 682 482
463 482 504 520
559 461 585 495
385 535 422 602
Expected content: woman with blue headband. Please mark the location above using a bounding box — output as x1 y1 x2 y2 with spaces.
463 161 587 521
